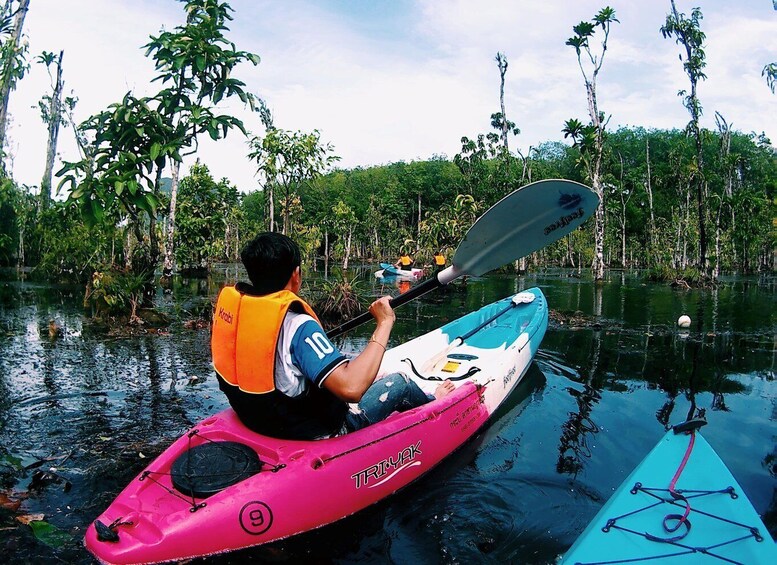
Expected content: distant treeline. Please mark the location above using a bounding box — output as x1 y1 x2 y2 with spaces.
1 125 774 283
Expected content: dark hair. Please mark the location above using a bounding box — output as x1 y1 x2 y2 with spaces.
240 232 301 294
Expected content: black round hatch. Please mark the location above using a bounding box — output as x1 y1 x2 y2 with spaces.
171 441 263 499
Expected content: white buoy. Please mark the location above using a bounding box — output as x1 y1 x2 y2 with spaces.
677 315 691 328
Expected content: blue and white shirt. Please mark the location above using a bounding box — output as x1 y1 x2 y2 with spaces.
275 312 348 397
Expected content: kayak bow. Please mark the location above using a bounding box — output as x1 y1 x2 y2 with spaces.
562 419 776 564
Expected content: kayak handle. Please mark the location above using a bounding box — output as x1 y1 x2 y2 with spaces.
672 418 707 435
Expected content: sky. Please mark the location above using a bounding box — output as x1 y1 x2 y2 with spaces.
6 0 777 194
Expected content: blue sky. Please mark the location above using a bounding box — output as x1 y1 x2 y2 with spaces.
7 0 776 193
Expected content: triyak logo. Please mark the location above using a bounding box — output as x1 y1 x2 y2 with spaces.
351 441 422 489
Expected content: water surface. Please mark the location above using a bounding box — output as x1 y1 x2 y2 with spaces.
0 268 774 563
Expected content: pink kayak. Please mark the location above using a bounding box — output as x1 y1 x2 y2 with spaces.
85 288 548 564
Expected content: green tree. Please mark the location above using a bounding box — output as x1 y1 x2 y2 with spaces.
661 0 709 276
248 102 340 235
0 175 22 263
331 200 357 269
57 93 177 275
566 5 619 281
36 50 65 211
58 0 259 284
143 0 260 277
174 162 238 269
418 193 480 260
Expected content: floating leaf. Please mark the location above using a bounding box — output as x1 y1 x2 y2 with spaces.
0 452 23 471
28 520 72 548
0 492 22 511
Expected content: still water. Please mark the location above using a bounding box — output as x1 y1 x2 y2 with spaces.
0 267 774 563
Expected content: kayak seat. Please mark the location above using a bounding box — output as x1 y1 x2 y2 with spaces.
171 441 263 498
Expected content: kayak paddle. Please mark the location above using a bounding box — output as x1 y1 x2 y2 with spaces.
327 178 599 338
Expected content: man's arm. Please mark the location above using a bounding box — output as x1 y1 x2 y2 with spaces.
322 296 394 403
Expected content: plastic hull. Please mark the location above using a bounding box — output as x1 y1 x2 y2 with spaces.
562 429 776 564
85 289 547 564
376 263 424 279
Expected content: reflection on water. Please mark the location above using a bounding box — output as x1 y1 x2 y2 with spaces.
0 268 774 563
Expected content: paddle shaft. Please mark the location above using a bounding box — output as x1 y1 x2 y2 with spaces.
327 272 444 339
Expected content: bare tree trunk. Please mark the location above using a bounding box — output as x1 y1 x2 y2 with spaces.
713 201 722 279
496 52 509 152
417 193 421 240
645 137 656 261
324 229 329 275
16 223 23 268
673 216 681 270
588 87 605 281
0 0 29 167
618 153 626 268
162 160 180 277
683 191 691 269
125 229 134 270
730 208 736 269
224 223 230 261
235 223 239 262
342 227 352 269
40 50 64 212
268 185 275 232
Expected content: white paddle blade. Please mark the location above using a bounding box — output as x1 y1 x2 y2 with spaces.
453 179 599 276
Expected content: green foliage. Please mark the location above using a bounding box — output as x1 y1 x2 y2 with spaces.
28 520 71 548
418 193 480 258
248 111 340 235
56 92 174 229
644 265 703 285
85 269 148 319
56 0 260 288
308 276 366 328
239 190 264 231
174 162 239 268
661 2 707 126
763 63 777 94
0 1 29 95
31 204 120 281
0 175 21 264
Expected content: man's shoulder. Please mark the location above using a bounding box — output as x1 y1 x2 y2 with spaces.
284 311 319 333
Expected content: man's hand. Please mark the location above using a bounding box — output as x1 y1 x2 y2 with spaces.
369 296 396 327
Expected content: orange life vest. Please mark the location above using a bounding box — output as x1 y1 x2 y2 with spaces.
211 286 319 394
434 254 445 266
399 255 412 267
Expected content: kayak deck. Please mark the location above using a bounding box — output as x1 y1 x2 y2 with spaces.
84 289 548 564
562 427 776 564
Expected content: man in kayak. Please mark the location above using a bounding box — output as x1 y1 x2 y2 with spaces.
212 232 454 440
433 250 446 270
394 252 414 271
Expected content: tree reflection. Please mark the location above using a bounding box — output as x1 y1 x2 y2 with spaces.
556 285 603 477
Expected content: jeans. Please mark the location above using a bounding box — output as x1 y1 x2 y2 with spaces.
344 372 432 432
